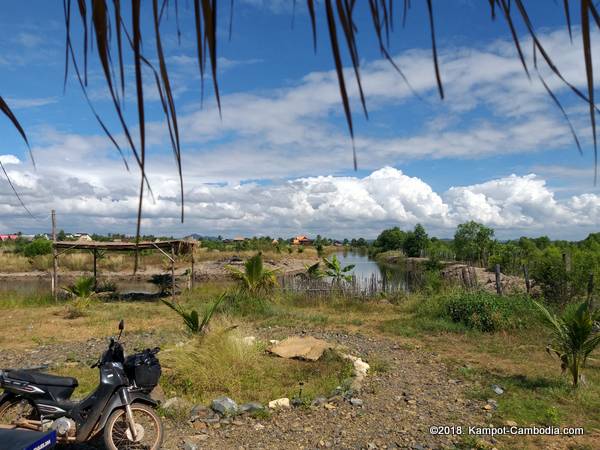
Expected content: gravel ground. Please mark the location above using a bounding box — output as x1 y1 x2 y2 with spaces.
2 328 588 449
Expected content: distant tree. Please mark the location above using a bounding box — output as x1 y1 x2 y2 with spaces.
403 224 429 257
57 229 67 241
342 238 349 246
356 237 368 247
373 227 407 253
454 221 494 266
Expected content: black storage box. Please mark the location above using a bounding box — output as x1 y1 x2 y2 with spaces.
124 350 161 392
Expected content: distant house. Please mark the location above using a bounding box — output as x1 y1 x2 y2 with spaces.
292 235 312 245
0 234 18 242
232 236 246 242
75 233 93 242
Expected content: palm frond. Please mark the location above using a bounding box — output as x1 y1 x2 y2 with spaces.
4 0 600 239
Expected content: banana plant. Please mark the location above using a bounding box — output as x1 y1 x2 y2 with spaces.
322 255 355 285
303 261 324 280
532 299 600 387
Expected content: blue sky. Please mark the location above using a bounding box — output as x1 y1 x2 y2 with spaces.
0 0 599 239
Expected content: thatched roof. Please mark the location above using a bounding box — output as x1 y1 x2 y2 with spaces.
52 239 195 255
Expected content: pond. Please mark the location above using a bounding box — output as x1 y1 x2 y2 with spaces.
333 249 413 293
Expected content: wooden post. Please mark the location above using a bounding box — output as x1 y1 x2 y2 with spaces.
461 266 470 289
495 264 502 295
171 244 175 302
51 210 58 300
93 249 98 291
523 265 530 295
190 245 195 291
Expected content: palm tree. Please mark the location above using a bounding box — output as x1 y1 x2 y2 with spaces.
226 253 278 295
162 294 225 335
62 276 96 318
62 276 95 298
322 255 355 285
532 300 600 387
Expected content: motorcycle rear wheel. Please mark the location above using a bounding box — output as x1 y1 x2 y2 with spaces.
103 403 163 450
0 397 40 425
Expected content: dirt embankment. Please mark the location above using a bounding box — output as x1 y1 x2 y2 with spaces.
441 263 540 295
376 253 537 295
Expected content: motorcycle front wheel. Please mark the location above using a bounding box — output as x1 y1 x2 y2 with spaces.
103 403 164 450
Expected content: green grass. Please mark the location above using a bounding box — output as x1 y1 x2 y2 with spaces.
452 363 600 431
0 291 58 309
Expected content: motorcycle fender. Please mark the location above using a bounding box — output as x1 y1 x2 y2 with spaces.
95 391 158 432
0 391 16 406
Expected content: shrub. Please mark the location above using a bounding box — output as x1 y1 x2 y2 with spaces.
150 273 173 296
218 291 275 319
444 291 539 332
22 239 52 257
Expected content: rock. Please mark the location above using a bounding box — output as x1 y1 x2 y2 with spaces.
486 399 498 408
211 396 238 416
269 336 333 361
269 339 280 345
324 403 336 410
192 421 207 431
254 423 265 430
350 398 364 407
407 399 417 405
491 384 504 395
150 385 166 403
312 396 327 406
190 405 215 421
239 402 264 414
163 397 187 411
505 420 518 427
268 398 290 409
291 397 304 407
483 404 493 411
183 441 198 450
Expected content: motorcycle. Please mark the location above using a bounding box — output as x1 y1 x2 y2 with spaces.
0 320 164 449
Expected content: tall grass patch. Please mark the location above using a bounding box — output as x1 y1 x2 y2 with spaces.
160 324 353 404
444 291 541 332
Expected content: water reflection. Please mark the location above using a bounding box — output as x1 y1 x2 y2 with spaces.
334 249 411 293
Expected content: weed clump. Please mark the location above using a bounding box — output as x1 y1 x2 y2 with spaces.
444 291 540 332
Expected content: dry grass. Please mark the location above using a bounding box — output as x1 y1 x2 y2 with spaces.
0 252 30 272
160 320 353 405
0 301 182 350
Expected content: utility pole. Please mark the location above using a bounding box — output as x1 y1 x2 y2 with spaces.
51 210 58 300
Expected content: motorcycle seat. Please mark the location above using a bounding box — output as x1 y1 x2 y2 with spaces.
8 370 78 388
